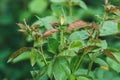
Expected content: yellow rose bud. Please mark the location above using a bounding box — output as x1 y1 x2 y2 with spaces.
61 15 65 25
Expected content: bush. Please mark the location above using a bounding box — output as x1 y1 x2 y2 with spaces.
8 0 120 80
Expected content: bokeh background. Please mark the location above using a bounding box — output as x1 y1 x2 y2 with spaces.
0 0 120 80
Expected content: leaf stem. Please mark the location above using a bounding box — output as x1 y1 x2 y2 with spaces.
38 39 48 65
59 29 64 52
38 50 48 65
101 12 108 27
87 53 96 76
73 53 85 73
69 0 72 16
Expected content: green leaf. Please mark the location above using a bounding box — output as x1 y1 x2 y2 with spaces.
42 16 57 23
100 21 119 36
38 72 48 80
72 0 87 10
94 67 120 80
117 23 120 31
69 30 89 41
94 68 104 80
70 40 83 49
94 68 113 80
66 16 76 24
19 11 32 21
53 58 71 80
75 69 94 78
50 0 66 2
112 7 120 17
96 40 107 50
103 49 120 63
69 74 76 80
80 46 100 54
47 61 54 78
59 49 77 57
114 11 120 17
29 0 48 14
77 76 90 80
48 38 59 54
70 56 80 72
30 49 38 67
51 4 64 17
69 40 83 53
35 16 57 30
30 70 39 79
34 67 48 79
7 47 29 63
11 51 30 63
94 58 108 66
79 0 87 10
107 57 120 73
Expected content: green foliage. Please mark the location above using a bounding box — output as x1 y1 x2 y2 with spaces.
69 30 89 40
51 0 66 3
29 0 48 14
30 48 38 66
77 76 90 80
48 38 59 54
5 0 120 80
72 0 88 10
7 47 29 63
100 21 119 36
53 58 71 80
94 68 120 80
107 57 120 73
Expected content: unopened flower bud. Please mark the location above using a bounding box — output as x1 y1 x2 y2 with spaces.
61 15 65 25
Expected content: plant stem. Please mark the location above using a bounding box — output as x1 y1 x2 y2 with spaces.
41 53 48 65
73 53 85 73
60 30 64 45
87 53 95 76
39 39 48 65
38 50 48 65
101 12 107 27
59 29 64 52
69 0 72 16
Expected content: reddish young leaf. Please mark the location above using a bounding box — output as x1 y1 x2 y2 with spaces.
84 45 100 54
106 4 120 16
7 47 29 63
78 46 100 55
103 49 120 63
67 20 89 31
17 23 26 29
43 29 58 38
50 22 60 27
116 32 120 37
111 20 120 23
92 22 99 31
18 29 27 33
31 24 40 31
34 33 41 38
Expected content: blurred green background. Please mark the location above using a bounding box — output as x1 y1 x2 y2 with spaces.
0 0 120 80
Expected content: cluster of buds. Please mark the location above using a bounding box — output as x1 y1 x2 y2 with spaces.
17 15 97 40
17 20 41 39
17 23 28 34
104 0 120 17
17 20 59 39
